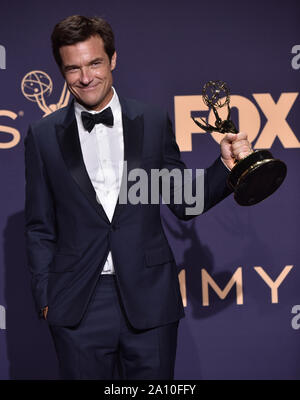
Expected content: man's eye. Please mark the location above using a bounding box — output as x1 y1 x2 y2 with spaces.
66 67 79 72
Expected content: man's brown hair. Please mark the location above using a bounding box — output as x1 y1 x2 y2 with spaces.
51 15 115 68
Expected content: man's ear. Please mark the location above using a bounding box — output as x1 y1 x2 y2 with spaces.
110 51 117 71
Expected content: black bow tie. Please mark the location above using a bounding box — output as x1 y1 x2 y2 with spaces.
81 107 114 132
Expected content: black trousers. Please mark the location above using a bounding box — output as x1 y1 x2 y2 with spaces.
49 275 179 380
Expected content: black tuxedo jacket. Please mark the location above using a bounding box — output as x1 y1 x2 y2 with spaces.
25 96 232 328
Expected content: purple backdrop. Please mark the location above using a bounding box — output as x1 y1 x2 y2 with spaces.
0 0 299 379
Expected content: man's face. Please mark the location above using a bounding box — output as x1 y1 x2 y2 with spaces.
59 35 116 111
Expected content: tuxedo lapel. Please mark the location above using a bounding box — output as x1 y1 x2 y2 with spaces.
112 98 144 223
56 101 110 224
55 97 144 225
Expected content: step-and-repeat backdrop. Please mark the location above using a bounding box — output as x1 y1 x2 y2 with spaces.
0 0 299 379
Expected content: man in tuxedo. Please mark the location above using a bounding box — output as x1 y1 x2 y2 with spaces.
25 15 252 379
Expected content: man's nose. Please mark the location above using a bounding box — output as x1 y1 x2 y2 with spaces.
80 68 93 85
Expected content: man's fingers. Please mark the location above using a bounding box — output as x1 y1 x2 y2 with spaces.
220 132 252 163
232 142 253 160
224 132 248 142
235 151 251 160
236 132 248 141
232 139 251 151
223 133 252 161
43 306 48 320
223 133 237 143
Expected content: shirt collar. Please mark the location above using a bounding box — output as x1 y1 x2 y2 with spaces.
74 86 119 118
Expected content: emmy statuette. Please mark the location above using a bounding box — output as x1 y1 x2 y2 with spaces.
192 81 287 206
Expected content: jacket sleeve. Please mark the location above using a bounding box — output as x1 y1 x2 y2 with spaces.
24 126 57 316
161 114 233 220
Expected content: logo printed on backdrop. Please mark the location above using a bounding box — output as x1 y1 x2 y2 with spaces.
0 45 21 150
179 265 293 308
0 45 5 70
21 70 70 116
175 92 300 151
0 109 21 149
291 45 300 70
0 70 70 149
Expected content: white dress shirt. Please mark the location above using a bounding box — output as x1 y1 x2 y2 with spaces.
74 87 124 274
